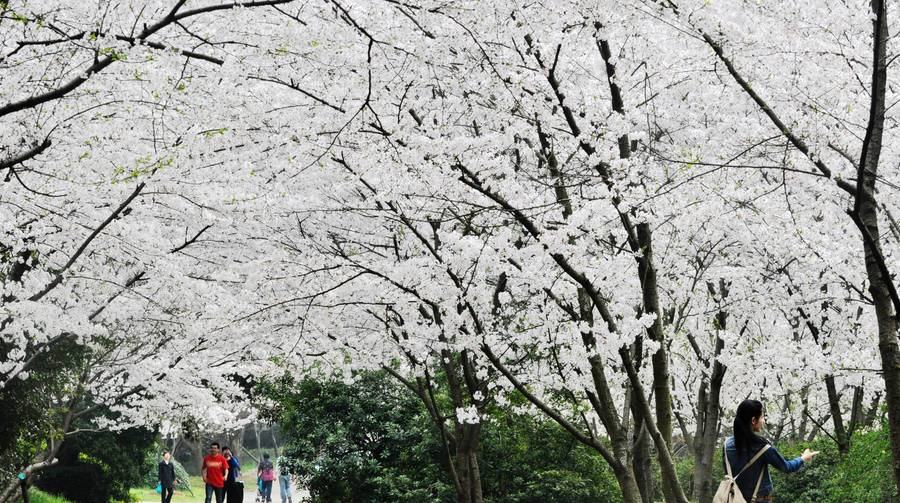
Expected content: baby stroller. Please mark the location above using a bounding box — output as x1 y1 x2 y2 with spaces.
254 477 264 503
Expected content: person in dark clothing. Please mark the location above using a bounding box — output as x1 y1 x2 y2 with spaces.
158 451 177 503
724 399 819 502
223 446 242 503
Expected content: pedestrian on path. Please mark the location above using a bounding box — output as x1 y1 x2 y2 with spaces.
276 457 292 503
158 451 177 503
223 446 243 503
257 453 275 503
722 399 820 502
202 441 229 503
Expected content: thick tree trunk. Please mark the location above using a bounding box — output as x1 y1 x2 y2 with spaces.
612 463 646 503
693 336 725 503
691 283 729 503
855 1 900 495
636 223 674 449
619 347 689 503
636 225 678 503
454 424 484 503
0 459 58 503
631 416 653 503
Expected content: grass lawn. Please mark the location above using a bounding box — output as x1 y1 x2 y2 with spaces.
28 489 73 503
130 476 207 503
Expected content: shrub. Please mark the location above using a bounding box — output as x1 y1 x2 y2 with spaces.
35 426 156 503
142 453 193 494
772 424 891 503
824 426 892 503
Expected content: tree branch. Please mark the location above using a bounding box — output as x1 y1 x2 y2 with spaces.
28 182 145 302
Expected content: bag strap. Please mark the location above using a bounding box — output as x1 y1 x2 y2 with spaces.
735 444 771 480
750 467 766 503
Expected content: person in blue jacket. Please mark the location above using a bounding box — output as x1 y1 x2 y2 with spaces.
724 399 820 502
222 446 242 503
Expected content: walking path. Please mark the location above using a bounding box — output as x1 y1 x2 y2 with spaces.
137 481 308 503
242 480 309 502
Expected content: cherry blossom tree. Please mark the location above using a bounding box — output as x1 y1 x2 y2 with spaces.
0 1 299 499
1 2 896 503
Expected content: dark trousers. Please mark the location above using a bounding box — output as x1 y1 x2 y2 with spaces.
161 486 174 503
261 480 273 502
205 484 225 503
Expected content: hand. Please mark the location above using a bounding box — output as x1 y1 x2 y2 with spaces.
801 448 820 462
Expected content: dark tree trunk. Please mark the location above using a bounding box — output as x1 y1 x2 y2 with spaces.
854 1 900 494
692 334 726 502
453 423 483 503
849 386 865 437
866 392 883 428
799 390 810 440
825 376 850 453
630 415 653 503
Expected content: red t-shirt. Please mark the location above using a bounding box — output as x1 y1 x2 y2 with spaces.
203 454 228 488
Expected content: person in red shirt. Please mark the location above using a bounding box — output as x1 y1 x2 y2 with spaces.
202 441 229 503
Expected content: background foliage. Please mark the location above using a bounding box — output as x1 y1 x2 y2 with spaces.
34 425 155 503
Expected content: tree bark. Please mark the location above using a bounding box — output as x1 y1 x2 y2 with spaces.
612 463 645 503
692 334 726 503
866 392 883 428
825 376 850 453
849 386 865 438
453 423 484 503
631 416 653 503
799 390 810 441
854 0 900 494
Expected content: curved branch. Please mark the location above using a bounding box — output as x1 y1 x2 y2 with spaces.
0 0 292 119
28 182 145 302
0 137 51 170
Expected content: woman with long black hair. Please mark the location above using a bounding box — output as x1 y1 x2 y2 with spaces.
724 399 819 502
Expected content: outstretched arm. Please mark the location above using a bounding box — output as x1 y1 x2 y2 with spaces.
764 447 804 473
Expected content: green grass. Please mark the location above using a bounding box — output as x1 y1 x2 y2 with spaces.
28 489 73 503
130 476 206 503
131 468 266 503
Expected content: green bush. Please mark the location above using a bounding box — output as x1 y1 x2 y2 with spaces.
772 425 891 503
258 371 625 503
479 413 622 503
0 339 88 485
258 372 453 503
142 453 193 494
35 425 156 503
824 427 892 503
768 436 837 503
